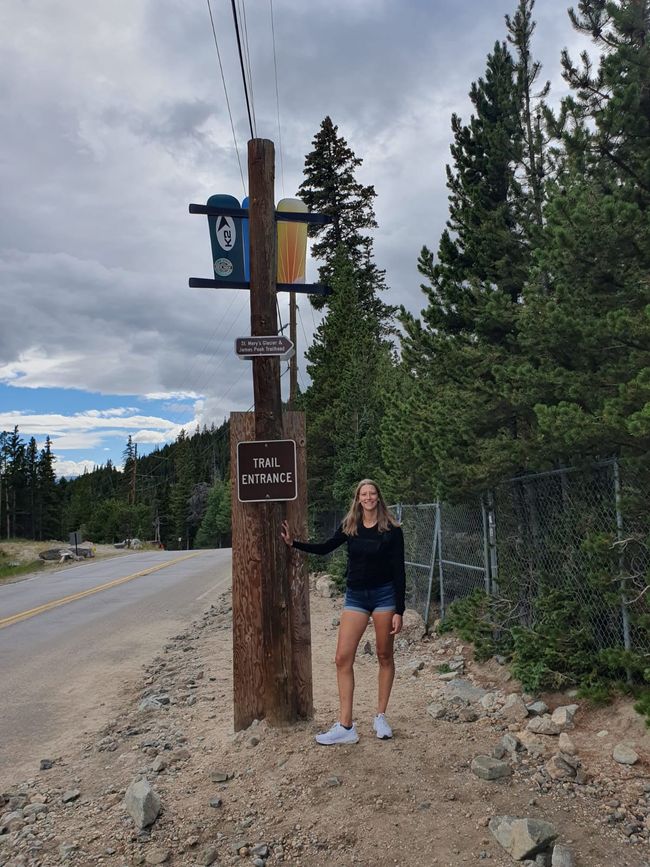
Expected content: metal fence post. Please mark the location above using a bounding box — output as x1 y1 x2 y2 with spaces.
487 490 499 596
613 458 632 661
423 504 440 628
481 495 491 594
437 501 446 620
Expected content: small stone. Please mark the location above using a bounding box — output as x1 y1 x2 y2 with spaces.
551 843 575 866
489 816 557 861
210 770 231 782
39 759 54 770
596 729 608 738
460 708 479 722
558 733 576 755
151 757 167 773
439 671 458 681
527 715 561 736
526 701 548 716
502 733 520 753
209 797 223 808
251 844 269 857
550 705 578 730
124 779 161 829
145 848 170 865
613 743 639 765
322 776 342 787
502 693 529 723
471 756 512 781
427 702 446 720
545 754 577 781
198 845 218 866
61 789 81 803
59 842 79 860
248 736 260 747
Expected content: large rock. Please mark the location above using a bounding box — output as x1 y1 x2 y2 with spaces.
550 705 578 730
551 844 575 866
400 609 426 643
471 756 512 780
489 816 557 861
527 715 561 736
502 693 529 723
517 730 549 758
613 743 639 765
545 754 577 781
124 779 161 829
442 678 487 703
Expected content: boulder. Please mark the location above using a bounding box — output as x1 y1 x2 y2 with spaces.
550 705 578 730
527 715 561 736
613 743 639 765
489 816 557 861
400 609 426 643
471 756 512 781
502 693 529 723
124 779 161 829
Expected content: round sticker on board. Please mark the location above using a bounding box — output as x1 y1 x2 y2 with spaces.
214 258 234 277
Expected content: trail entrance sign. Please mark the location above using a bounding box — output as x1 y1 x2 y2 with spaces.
235 335 294 360
237 439 297 502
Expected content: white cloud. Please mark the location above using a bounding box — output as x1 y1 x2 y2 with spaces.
55 459 99 479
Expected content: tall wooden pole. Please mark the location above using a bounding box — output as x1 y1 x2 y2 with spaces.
289 293 298 408
247 138 296 723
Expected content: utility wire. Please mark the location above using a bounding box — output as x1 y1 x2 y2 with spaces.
206 0 246 194
269 0 285 195
239 0 257 136
230 0 255 139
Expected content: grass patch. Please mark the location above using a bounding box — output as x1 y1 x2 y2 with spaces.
0 559 45 582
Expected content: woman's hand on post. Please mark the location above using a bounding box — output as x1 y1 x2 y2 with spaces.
280 520 293 547
390 614 402 636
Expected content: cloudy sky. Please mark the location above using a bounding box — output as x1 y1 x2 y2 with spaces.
0 0 588 477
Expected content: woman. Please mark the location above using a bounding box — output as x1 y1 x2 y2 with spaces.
281 479 405 745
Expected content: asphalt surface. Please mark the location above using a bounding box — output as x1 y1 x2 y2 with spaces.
0 548 232 786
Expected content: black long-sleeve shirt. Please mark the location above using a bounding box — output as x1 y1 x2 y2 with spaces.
292 522 406 615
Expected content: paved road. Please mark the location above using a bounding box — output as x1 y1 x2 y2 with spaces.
0 549 232 786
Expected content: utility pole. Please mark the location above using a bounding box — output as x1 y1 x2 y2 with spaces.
130 443 137 506
248 138 295 723
289 294 298 408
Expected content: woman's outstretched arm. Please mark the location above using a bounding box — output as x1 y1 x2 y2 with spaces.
281 520 347 555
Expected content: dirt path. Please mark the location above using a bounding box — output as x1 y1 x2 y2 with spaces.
1 588 648 867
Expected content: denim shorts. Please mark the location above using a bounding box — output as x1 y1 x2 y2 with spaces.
344 582 396 615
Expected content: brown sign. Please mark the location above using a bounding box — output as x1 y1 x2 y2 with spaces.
235 335 294 360
237 439 297 502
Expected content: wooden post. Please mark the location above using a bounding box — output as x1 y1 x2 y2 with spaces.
248 138 295 724
289 293 298 408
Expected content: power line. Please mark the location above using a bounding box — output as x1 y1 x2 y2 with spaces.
269 0 285 195
206 0 246 195
239 0 257 136
230 0 255 139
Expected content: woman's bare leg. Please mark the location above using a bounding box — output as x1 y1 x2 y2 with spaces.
372 611 396 714
334 610 370 726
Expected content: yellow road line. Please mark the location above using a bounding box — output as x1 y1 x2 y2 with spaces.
0 553 201 631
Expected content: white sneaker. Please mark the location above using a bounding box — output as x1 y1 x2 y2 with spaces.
373 713 393 739
315 722 359 745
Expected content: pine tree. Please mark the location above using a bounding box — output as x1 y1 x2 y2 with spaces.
38 436 60 540
194 480 232 548
304 249 396 509
399 36 541 495
25 437 39 539
298 116 389 315
520 0 650 462
170 430 195 548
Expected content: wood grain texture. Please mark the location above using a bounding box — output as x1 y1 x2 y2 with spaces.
283 411 313 719
230 412 264 730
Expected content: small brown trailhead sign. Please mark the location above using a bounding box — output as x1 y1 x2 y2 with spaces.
237 439 297 502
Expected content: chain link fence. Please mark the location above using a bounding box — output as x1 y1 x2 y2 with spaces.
395 459 650 660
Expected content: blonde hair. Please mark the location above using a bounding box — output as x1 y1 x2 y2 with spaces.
341 478 400 536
